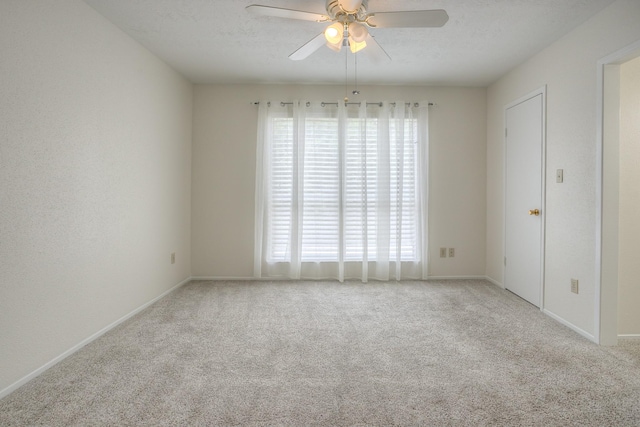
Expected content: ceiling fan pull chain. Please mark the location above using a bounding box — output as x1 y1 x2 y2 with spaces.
353 53 360 95
344 45 349 103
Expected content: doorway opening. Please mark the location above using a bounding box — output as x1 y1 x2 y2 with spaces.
597 40 640 345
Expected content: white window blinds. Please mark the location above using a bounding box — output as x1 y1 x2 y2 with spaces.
254 101 429 282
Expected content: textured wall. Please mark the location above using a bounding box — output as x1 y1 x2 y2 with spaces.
0 0 192 393
192 85 486 279
486 0 640 336
618 56 640 336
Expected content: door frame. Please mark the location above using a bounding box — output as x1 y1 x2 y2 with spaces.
503 86 547 310
596 38 640 345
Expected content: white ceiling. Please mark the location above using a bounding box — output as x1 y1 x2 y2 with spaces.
83 0 615 86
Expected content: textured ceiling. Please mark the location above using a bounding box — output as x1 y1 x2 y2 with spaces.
83 0 616 86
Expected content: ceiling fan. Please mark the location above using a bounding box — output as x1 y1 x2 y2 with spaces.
246 0 449 62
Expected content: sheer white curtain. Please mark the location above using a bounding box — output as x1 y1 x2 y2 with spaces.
254 100 429 282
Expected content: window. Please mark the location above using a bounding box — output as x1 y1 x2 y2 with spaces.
254 101 428 281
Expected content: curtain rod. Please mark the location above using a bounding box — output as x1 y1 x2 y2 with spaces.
251 101 435 107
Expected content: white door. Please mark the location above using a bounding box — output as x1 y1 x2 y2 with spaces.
504 92 544 307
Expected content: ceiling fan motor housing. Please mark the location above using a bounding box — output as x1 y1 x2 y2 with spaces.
326 0 368 23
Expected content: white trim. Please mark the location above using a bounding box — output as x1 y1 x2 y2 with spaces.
618 334 640 340
193 275 492 282
0 276 192 400
191 276 262 281
426 275 488 281
502 86 547 311
484 276 504 288
595 57 604 345
596 38 640 345
542 309 596 342
539 87 548 310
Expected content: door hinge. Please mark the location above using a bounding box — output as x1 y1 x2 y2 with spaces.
505 128 508 138
504 256 507 266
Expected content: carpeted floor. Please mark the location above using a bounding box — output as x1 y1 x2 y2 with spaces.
1 279 639 426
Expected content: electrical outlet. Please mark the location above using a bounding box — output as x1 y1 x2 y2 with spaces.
449 248 455 258
440 248 447 258
571 278 579 294
171 253 176 264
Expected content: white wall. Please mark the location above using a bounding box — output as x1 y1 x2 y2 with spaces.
192 85 486 279
618 55 640 336
486 0 640 337
0 0 192 394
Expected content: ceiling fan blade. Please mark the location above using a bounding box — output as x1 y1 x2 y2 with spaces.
367 9 449 28
362 34 391 64
338 0 363 13
289 33 327 61
246 5 329 22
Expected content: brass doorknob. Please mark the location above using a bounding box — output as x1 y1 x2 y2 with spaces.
529 209 540 216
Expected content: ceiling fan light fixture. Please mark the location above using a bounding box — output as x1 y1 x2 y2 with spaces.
326 40 343 52
324 22 344 45
348 22 368 43
348 38 366 53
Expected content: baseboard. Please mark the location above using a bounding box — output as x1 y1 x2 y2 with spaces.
483 276 504 288
195 275 493 282
427 275 489 281
618 334 640 340
0 276 192 400
191 276 261 281
542 308 596 343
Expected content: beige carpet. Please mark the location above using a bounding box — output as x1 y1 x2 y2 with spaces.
1 279 639 426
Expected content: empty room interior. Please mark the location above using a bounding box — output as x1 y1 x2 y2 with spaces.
1 0 640 425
